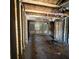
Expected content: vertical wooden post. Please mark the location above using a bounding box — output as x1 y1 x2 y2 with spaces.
14 0 19 59
10 0 19 59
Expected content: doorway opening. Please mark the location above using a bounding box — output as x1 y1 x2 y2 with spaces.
23 14 69 59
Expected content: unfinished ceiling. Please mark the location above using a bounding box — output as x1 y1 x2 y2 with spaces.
22 0 69 17
31 0 59 4
23 0 69 5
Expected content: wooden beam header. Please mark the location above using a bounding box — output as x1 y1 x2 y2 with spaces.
25 9 68 16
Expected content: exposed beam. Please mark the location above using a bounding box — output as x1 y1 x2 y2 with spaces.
26 14 61 21
56 0 63 5
60 1 69 7
22 0 59 8
25 9 68 16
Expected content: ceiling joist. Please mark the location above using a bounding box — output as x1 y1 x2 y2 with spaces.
22 0 59 8
25 9 68 16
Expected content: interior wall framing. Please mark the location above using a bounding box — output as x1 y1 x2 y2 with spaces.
11 0 24 59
